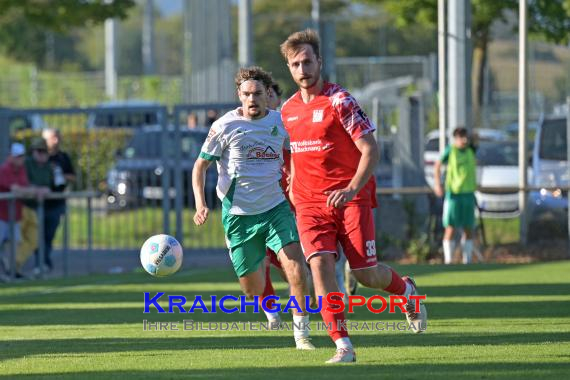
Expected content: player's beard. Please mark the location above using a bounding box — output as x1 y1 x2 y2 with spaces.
247 105 262 119
296 74 320 90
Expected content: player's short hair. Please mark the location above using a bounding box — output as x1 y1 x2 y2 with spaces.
453 127 468 137
280 29 320 61
235 66 273 90
270 82 282 97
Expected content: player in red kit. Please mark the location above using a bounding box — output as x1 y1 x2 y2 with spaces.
280 29 428 363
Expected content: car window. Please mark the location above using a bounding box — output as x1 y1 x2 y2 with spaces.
477 142 518 166
539 119 567 161
425 138 439 152
124 131 207 159
94 111 158 128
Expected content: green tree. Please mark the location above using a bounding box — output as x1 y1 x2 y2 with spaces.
367 0 570 126
0 0 135 69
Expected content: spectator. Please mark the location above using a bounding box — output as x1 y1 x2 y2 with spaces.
434 127 478 264
25 138 56 271
187 113 198 129
205 109 218 127
0 143 42 277
42 128 76 189
42 129 75 271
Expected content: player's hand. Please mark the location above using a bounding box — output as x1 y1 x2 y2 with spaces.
287 184 295 206
324 188 357 208
193 207 209 226
434 184 444 198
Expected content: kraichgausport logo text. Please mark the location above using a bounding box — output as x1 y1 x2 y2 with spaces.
143 292 426 314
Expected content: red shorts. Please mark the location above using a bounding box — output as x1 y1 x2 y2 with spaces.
296 205 377 270
266 248 283 269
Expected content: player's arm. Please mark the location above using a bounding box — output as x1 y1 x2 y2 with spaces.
434 160 443 197
434 146 450 198
326 89 378 207
326 133 378 207
192 157 212 225
287 151 295 206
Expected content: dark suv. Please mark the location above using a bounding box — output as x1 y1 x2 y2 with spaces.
106 127 218 210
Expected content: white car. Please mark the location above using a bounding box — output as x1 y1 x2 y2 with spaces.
475 141 531 218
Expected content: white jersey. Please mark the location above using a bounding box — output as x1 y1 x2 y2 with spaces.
199 108 288 215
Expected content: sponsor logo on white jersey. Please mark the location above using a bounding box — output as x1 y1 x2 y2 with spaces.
246 146 280 160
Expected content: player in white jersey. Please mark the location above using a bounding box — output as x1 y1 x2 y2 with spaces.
192 66 314 350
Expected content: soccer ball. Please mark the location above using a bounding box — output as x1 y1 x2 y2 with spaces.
140 234 183 277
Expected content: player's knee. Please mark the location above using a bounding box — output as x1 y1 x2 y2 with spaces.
286 265 307 288
242 285 263 299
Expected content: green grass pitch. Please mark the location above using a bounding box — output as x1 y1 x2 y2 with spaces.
1 261 569 379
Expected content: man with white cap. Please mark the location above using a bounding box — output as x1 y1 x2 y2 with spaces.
0 143 45 277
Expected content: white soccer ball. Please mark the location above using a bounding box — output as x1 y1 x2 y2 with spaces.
140 234 183 277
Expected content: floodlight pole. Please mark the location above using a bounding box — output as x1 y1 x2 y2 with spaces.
567 96 570 250
142 0 155 75
447 0 471 135
238 0 253 67
104 0 118 100
518 0 529 245
312 0 320 36
438 0 447 154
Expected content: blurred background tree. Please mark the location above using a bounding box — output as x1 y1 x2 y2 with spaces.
365 0 570 126
0 0 135 70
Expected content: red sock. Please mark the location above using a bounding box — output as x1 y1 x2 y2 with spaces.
383 268 407 295
320 293 349 341
260 260 276 310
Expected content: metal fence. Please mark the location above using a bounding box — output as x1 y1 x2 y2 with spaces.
0 104 238 261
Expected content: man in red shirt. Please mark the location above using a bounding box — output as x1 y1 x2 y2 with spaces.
280 29 428 363
0 143 43 276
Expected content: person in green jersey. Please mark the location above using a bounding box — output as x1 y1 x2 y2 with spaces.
434 127 477 264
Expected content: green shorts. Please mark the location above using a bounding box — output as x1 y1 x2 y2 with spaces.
222 201 299 277
443 192 476 229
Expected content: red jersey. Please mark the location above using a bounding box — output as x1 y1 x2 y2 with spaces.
0 161 29 221
281 82 377 209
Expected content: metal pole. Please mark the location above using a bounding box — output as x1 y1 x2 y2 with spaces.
518 0 528 245
447 0 471 133
182 0 192 103
566 96 570 249
105 0 118 100
238 0 253 67
161 108 171 235
87 196 93 274
37 199 45 279
8 198 16 281
372 97 380 130
312 0 320 36
142 0 155 75
438 0 447 154
63 206 69 277
174 107 184 245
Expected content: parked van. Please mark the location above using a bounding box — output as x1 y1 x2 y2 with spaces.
527 116 568 240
